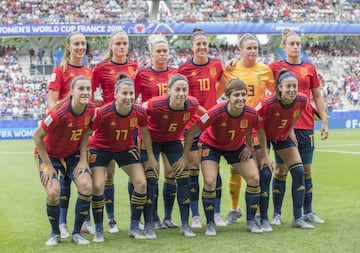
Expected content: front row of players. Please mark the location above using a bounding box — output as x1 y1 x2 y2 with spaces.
34 70 313 245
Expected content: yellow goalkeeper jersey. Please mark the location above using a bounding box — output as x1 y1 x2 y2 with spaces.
217 60 275 107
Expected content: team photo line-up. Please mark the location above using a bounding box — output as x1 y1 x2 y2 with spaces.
33 27 329 246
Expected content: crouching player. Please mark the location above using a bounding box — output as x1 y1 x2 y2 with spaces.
174 78 273 236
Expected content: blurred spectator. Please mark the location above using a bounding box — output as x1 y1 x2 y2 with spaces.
0 0 359 24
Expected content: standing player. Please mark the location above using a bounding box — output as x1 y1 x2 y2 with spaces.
89 74 158 241
217 33 275 231
140 74 203 237
135 34 178 229
256 69 314 229
91 29 138 233
34 76 95 246
269 29 328 226
174 78 273 236
47 32 94 238
177 28 225 228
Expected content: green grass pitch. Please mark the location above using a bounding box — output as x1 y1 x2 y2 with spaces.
0 129 359 253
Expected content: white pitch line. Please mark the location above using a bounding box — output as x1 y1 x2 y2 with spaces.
316 149 360 155
317 144 360 148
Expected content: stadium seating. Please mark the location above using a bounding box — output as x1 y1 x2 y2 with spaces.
0 0 359 24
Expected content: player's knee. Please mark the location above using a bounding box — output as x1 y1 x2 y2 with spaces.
275 165 288 175
77 178 93 195
245 173 260 186
105 170 115 180
47 186 60 201
92 179 105 195
134 178 147 194
203 177 216 191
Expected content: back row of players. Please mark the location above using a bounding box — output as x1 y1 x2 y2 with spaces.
34 28 329 246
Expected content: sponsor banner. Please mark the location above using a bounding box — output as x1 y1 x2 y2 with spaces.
0 128 35 140
1 23 360 37
0 120 37 140
315 111 360 130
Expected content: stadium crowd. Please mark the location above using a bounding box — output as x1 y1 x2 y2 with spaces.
0 49 47 120
0 0 359 25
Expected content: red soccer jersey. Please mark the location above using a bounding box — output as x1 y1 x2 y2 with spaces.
269 60 320 130
40 101 96 158
256 93 307 141
177 57 223 110
92 60 138 104
89 102 148 152
48 65 92 101
197 102 261 151
135 67 177 103
143 95 200 142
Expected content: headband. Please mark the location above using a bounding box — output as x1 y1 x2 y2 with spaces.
277 71 297 84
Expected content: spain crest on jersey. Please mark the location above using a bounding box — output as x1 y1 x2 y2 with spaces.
240 119 248 128
84 116 90 126
300 68 308 78
128 67 135 77
183 112 191 121
130 118 138 128
293 109 300 118
210 67 217 78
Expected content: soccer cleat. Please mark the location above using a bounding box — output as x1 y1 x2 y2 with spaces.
205 222 216 236
108 219 119 233
138 220 145 231
191 216 202 229
144 224 157 239
128 227 146 239
260 220 273 232
214 213 227 227
93 230 104 243
59 223 70 239
303 213 325 224
45 233 60 246
270 214 282 226
71 233 90 245
163 219 179 228
81 221 95 235
291 218 314 229
225 208 242 225
153 220 167 229
180 224 196 237
246 220 263 233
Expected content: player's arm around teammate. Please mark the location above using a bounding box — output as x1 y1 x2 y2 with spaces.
34 76 95 246
174 78 273 236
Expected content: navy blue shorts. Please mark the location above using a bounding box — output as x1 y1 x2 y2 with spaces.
200 143 251 164
141 140 183 165
275 130 314 164
36 151 90 181
90 148 141 168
